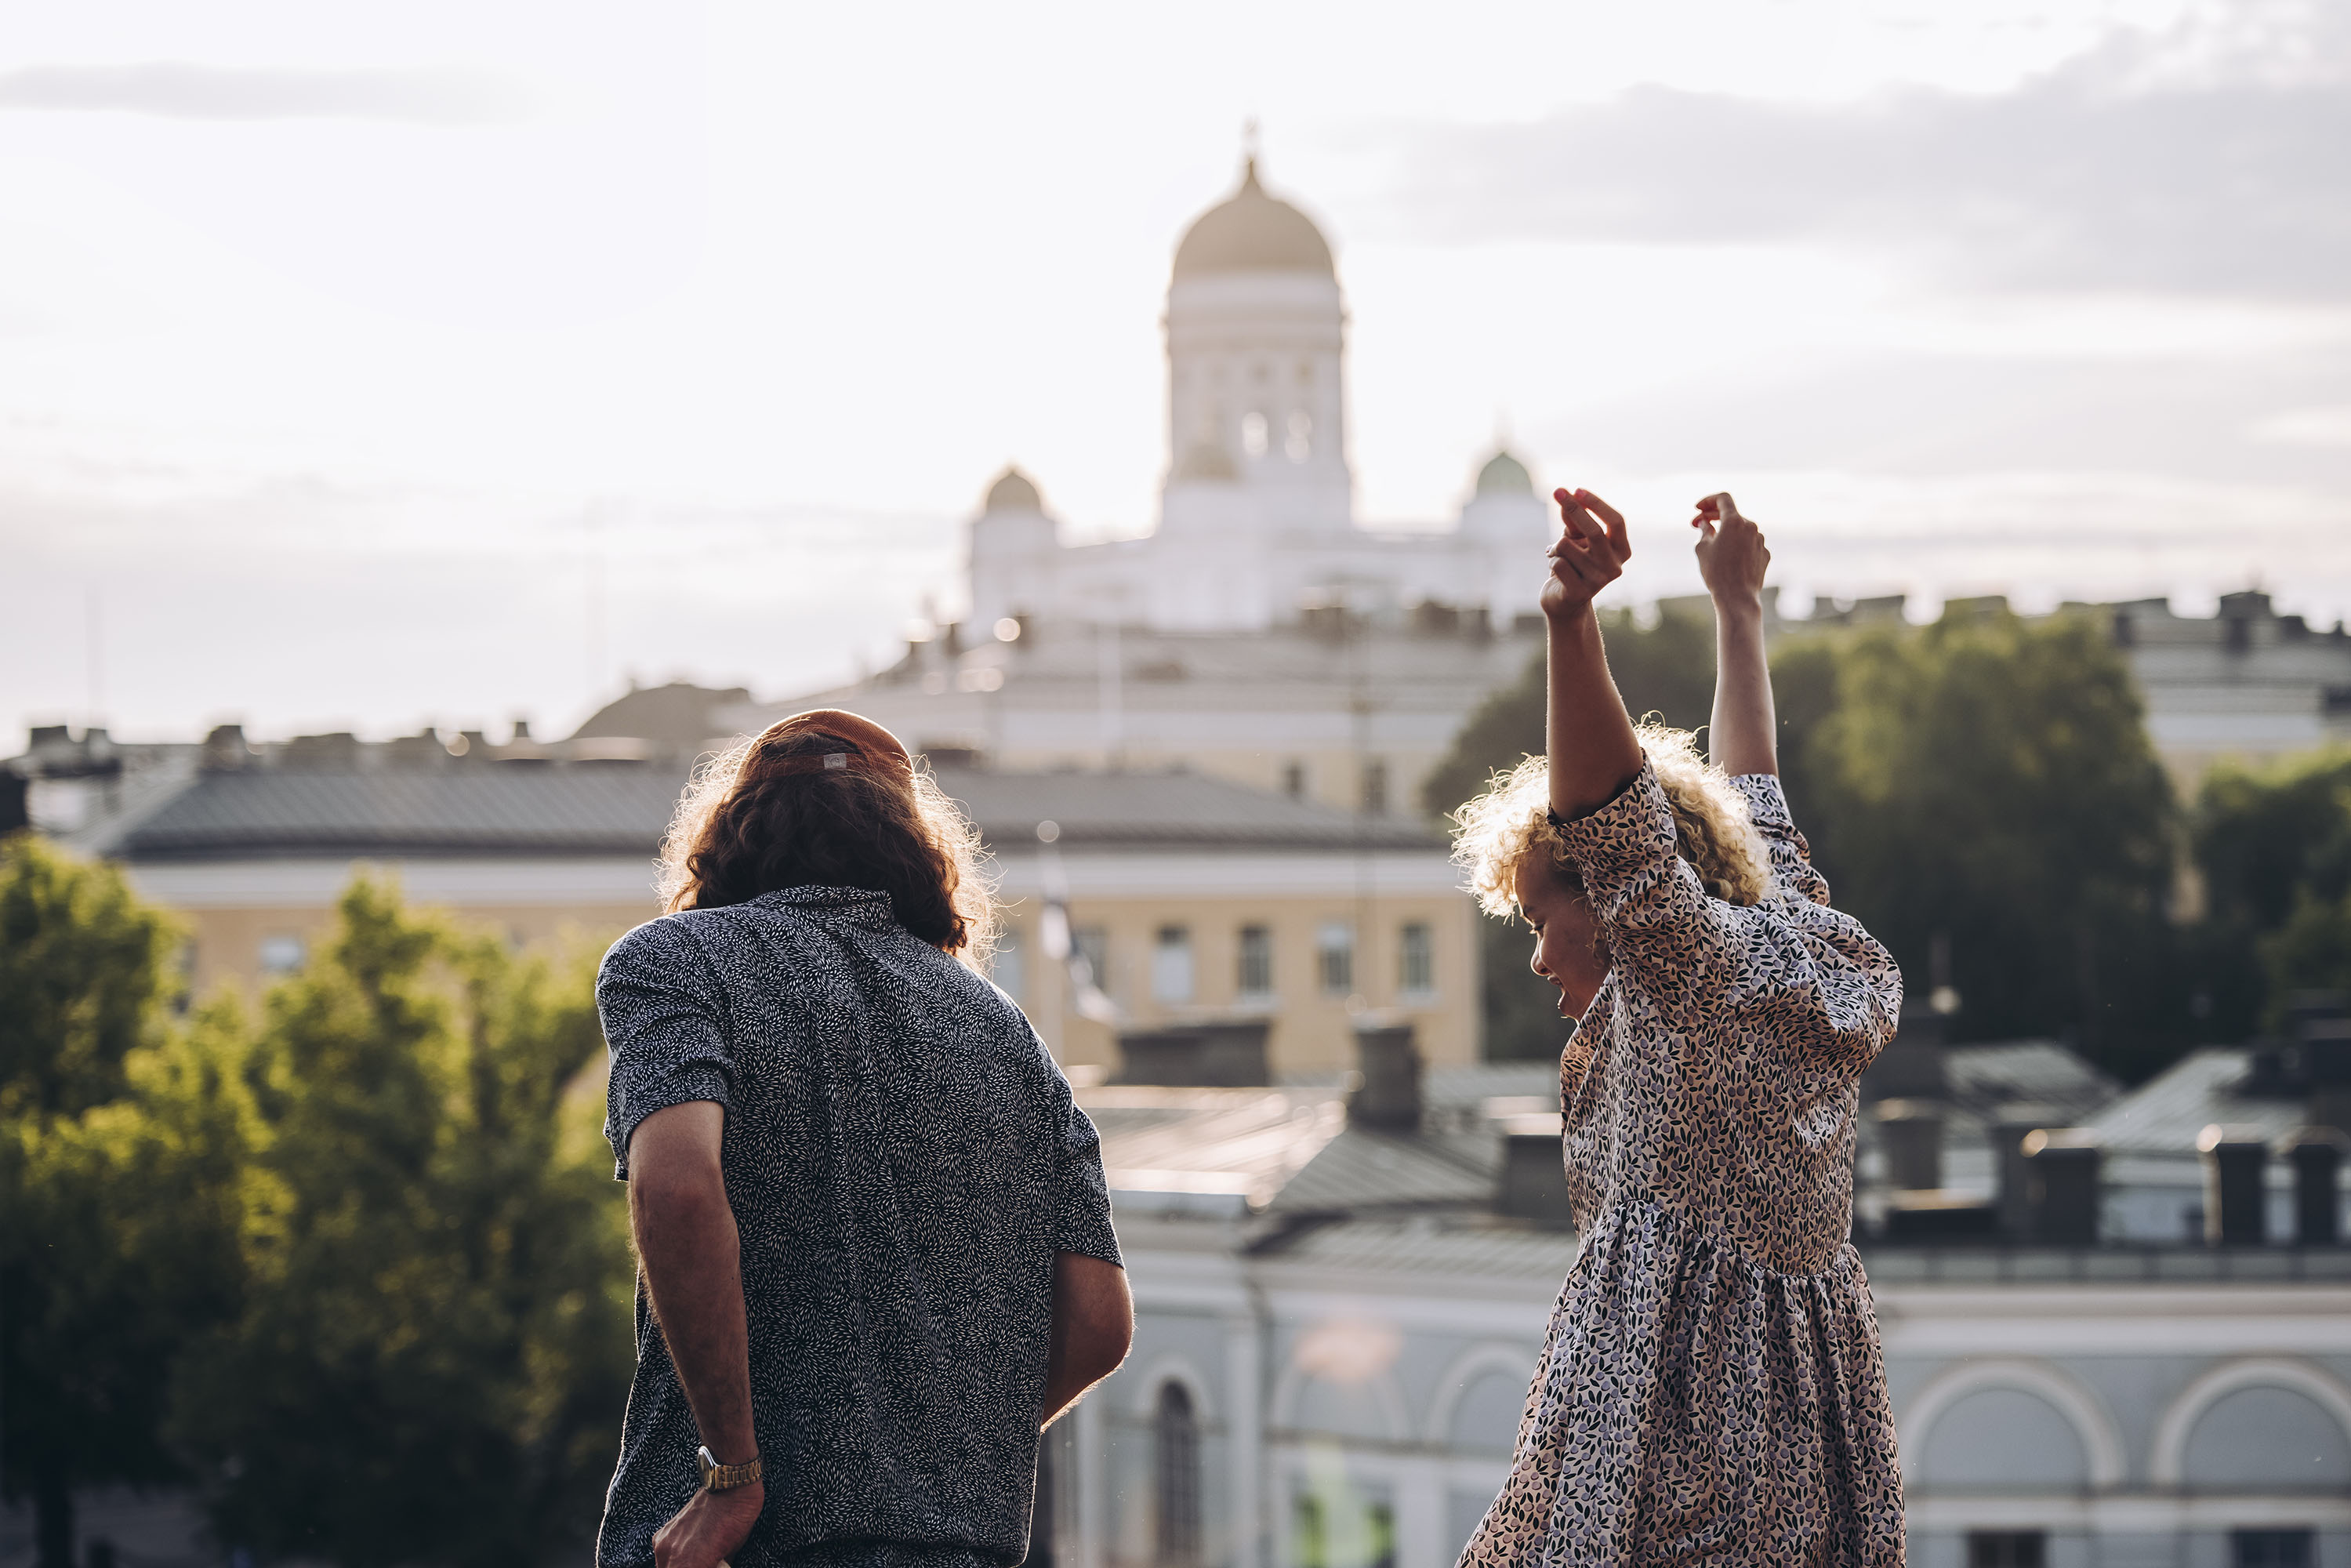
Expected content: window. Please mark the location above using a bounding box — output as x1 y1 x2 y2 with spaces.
1293 1490 1392 1568
1366 1502 1396 1568
1286 411 1312 462
1242 411 1269 456
1027 1428 1060 1568
1282 761 1307 799
1072 926 1109 994
1154 1382 1200 1566
1967 1533 2044 1568
2233 1530 2314 1568
1360 759 1389 815
258 933 307 976
1237 924 1275 999
1152 925 1195 1004
1317 922 1355 996
992 927 1025 1002
1293 1495 1326 1568
1399 922 1434 996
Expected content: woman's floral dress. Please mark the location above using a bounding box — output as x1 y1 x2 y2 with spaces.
1458 764 1908 1567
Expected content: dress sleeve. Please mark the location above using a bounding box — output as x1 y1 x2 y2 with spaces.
1730 772 1830 907
1049 1070 1123 1266
598 918 737 1180
1725 900 1905 1074
1549 761 1741 1026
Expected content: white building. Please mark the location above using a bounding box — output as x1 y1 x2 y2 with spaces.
962 157 1554 639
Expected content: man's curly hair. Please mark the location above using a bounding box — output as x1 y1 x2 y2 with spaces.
1449 724 1769 916
658 722 998 966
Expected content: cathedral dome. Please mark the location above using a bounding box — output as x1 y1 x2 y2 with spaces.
1475 449 1533 496
984 466 1044 514
1172 160 1334 278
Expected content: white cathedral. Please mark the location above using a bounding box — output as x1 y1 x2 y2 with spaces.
966 157 1555 636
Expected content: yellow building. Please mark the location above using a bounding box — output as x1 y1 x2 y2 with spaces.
47 727 1478 1076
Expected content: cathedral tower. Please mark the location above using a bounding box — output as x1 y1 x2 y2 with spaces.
1161 157 1352 537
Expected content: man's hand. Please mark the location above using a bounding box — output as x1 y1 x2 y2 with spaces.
1691 492 1769 615
1542 488 1631 623
652 1479 764 1568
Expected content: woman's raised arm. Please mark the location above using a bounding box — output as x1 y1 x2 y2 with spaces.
1693 492 1778 779
1544 488 1645 820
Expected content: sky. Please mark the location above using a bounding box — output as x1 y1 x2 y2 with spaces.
2 0 2346 742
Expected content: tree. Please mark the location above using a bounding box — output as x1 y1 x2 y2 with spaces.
1420 610 1717 1058
167 879 634 1566
0 835 236 1567
0 833 181 1120
1798 611 2182 1078
2192 748 2351 1031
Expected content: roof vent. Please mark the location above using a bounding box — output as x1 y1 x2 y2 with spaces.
1348 1021 1422 1132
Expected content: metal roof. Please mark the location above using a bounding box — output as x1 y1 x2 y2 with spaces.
109 766 691 860
99 760 1439 862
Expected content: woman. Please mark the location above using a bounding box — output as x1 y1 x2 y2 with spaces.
1450 492 1906 1566
595 710 1130 1568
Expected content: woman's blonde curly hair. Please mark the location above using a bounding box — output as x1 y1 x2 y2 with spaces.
1450 724 1770 916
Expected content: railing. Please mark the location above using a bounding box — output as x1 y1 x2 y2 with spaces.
1860 1243 2351 1284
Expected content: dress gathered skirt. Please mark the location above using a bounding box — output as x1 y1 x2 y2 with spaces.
1457 768 1908 1568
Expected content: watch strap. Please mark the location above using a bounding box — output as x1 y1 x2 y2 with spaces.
697 1444 764 1492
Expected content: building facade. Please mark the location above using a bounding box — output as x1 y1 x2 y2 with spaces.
20 722 1478 1076
1054 1054 2351 1568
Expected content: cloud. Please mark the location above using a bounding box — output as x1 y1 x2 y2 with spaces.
1368 17 2351 300
0 63 532 125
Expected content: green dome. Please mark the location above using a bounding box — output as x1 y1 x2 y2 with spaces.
1475 449 1533 496
1172 160 1334 279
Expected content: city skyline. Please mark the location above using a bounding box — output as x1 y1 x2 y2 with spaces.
2 0 2346 741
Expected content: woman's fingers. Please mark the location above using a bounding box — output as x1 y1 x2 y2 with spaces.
1572 489 1631 563
1552 487 1599 543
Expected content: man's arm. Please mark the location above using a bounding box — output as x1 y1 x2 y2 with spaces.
629 1100 763 1568
1041 1250 1132 1428
1544 488 1645 818
1692 492 1777 778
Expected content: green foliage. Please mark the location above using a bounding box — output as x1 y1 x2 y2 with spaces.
168 879 633 1566
0 833 183 1119
2193 749 2351 1030
1797 612 2180 1070
1420 612 1718 1058
2262 890 2351 1004
0 839 242 1563
1423 608 2198 1076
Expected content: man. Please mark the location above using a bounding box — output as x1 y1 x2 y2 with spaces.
597 708 1131 1568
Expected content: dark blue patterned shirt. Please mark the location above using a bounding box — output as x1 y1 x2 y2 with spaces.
595 886 1121 1568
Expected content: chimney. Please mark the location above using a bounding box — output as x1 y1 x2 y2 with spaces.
2302 1014 2351 1135
1859 1003 1948 1102
2283 1127 2346 1247
1871 1099 1944 1191
1991 1102 2065 1240
1495 1113 1575 1231
1112 1021 1270 1087
200 723 251 772
2199 1123 2270 1245
1348 1021 1422 1132
2023 1128 2102 1245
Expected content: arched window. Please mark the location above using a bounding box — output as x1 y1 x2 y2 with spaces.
1155 1381 1201 1566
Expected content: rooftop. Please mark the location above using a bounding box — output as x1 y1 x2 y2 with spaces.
28 734 1442 863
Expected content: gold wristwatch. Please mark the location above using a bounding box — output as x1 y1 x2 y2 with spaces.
697 1444 763 1492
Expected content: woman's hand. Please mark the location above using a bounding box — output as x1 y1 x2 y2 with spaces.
1691 492 1769 615
1543 488 1631 623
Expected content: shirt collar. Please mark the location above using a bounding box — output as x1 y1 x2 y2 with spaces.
749 885 898 927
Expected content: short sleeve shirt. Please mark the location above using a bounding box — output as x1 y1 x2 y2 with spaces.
595 886 1121 1568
